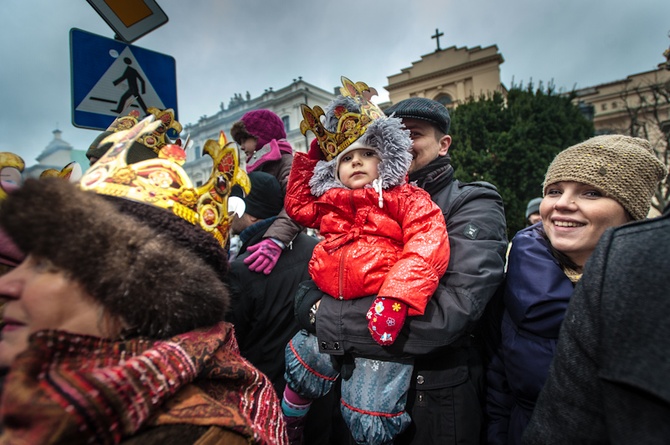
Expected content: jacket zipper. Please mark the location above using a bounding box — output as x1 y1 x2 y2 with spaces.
339 191 357 299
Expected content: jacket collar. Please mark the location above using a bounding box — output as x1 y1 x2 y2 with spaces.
409 155 453 197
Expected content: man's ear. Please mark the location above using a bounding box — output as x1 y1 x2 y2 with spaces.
438 134 452 156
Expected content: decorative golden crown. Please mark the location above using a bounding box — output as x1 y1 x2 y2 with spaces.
0 152 25 200
299 76 384 161
105 108 183 155
80 116 250 248
39 162 82 182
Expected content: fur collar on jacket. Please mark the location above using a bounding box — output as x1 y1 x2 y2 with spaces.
308 96 413 198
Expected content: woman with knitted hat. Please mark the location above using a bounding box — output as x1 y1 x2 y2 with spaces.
0 121 287 444
280 78 450 444
230 109 302 275
486 134 667 445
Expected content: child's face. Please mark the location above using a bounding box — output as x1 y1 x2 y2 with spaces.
240 138 257 158
338 148 380 189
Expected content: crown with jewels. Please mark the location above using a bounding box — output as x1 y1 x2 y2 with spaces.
0 152 25 200
105 107 183 155
299 76 384 161
79 115 250 248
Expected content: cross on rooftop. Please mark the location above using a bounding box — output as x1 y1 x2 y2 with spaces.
432 28 444 51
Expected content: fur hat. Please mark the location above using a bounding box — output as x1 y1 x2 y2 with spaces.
0 179 230 339
543 134 667 220
385 97 451 135
231 109 287 149
309 96 413 197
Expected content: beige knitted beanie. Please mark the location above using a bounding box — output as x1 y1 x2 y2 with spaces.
543 135 667 220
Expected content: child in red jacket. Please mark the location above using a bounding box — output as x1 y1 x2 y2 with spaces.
281 78 450 444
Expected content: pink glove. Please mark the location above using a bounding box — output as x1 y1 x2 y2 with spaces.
307 138 325 161
367 297 408 346
244 238 283 274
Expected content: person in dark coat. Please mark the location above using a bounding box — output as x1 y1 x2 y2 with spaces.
227 171 318 394
226 171 336 444
523 204 670 445
311 97 509 444
486 135 667 445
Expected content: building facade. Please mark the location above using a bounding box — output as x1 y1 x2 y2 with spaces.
182 78 335 186
573 64 670 152
383 44 506 109
23 129 88 179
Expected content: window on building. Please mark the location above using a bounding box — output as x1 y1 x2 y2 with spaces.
435 94 454 108
282 115 290 132
611 101 617 109
601 103 607 111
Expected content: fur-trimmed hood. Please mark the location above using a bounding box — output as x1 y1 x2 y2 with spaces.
0 179 230 339
309 96 413 197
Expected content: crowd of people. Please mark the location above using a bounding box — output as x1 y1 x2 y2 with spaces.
0 74 668 445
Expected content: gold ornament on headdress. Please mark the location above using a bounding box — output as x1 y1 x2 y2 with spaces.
0 152 25 201
39 162 83 182
80 116 250 248
104 107 183 156
299 76 384 161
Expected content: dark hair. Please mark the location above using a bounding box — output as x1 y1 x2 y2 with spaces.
433 127 447 143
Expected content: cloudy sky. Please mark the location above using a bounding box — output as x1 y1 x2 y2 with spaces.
3 0 669 167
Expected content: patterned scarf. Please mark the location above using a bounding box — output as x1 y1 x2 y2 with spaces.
0 322 286 445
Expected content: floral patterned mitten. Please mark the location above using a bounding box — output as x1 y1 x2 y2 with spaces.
366 297 407 346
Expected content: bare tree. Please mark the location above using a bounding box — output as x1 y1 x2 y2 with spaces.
617 69 670 212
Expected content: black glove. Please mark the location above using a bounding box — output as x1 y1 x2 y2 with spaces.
294 280 325 334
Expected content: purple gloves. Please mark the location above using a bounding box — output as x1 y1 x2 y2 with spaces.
244 238 283 274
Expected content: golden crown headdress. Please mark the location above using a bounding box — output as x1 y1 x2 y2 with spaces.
80 115 250 248
104 107 183 155
0 152 24 201
299 76 384 161
39 162 83 182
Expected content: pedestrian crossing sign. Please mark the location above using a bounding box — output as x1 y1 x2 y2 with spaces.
70 28 177 131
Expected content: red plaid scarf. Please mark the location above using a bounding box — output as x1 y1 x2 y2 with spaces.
0 322 286 444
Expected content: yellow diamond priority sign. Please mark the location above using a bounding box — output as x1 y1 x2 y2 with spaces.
86 0 168 43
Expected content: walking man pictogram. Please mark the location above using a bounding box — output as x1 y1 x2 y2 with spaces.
111 58 149 114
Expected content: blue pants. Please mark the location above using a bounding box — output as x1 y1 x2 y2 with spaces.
285 329 412 444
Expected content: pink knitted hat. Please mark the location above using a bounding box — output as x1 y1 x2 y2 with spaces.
240 110 286 149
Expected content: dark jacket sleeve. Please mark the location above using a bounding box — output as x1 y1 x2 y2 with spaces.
315 181 508 358
486 346 515 445
262 153 304 247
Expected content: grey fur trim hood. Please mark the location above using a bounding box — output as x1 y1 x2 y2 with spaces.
309 96 413 197
0 178 230 339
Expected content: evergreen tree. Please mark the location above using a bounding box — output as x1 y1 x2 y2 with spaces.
450 82 594 237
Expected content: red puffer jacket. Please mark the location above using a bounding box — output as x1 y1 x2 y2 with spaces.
285 153 449 316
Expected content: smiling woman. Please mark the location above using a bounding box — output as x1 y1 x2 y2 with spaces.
485 134 667 445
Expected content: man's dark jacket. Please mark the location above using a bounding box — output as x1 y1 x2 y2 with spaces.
226 222 341 443
227 223 318 395
316 156 508 444
524 208 670 445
